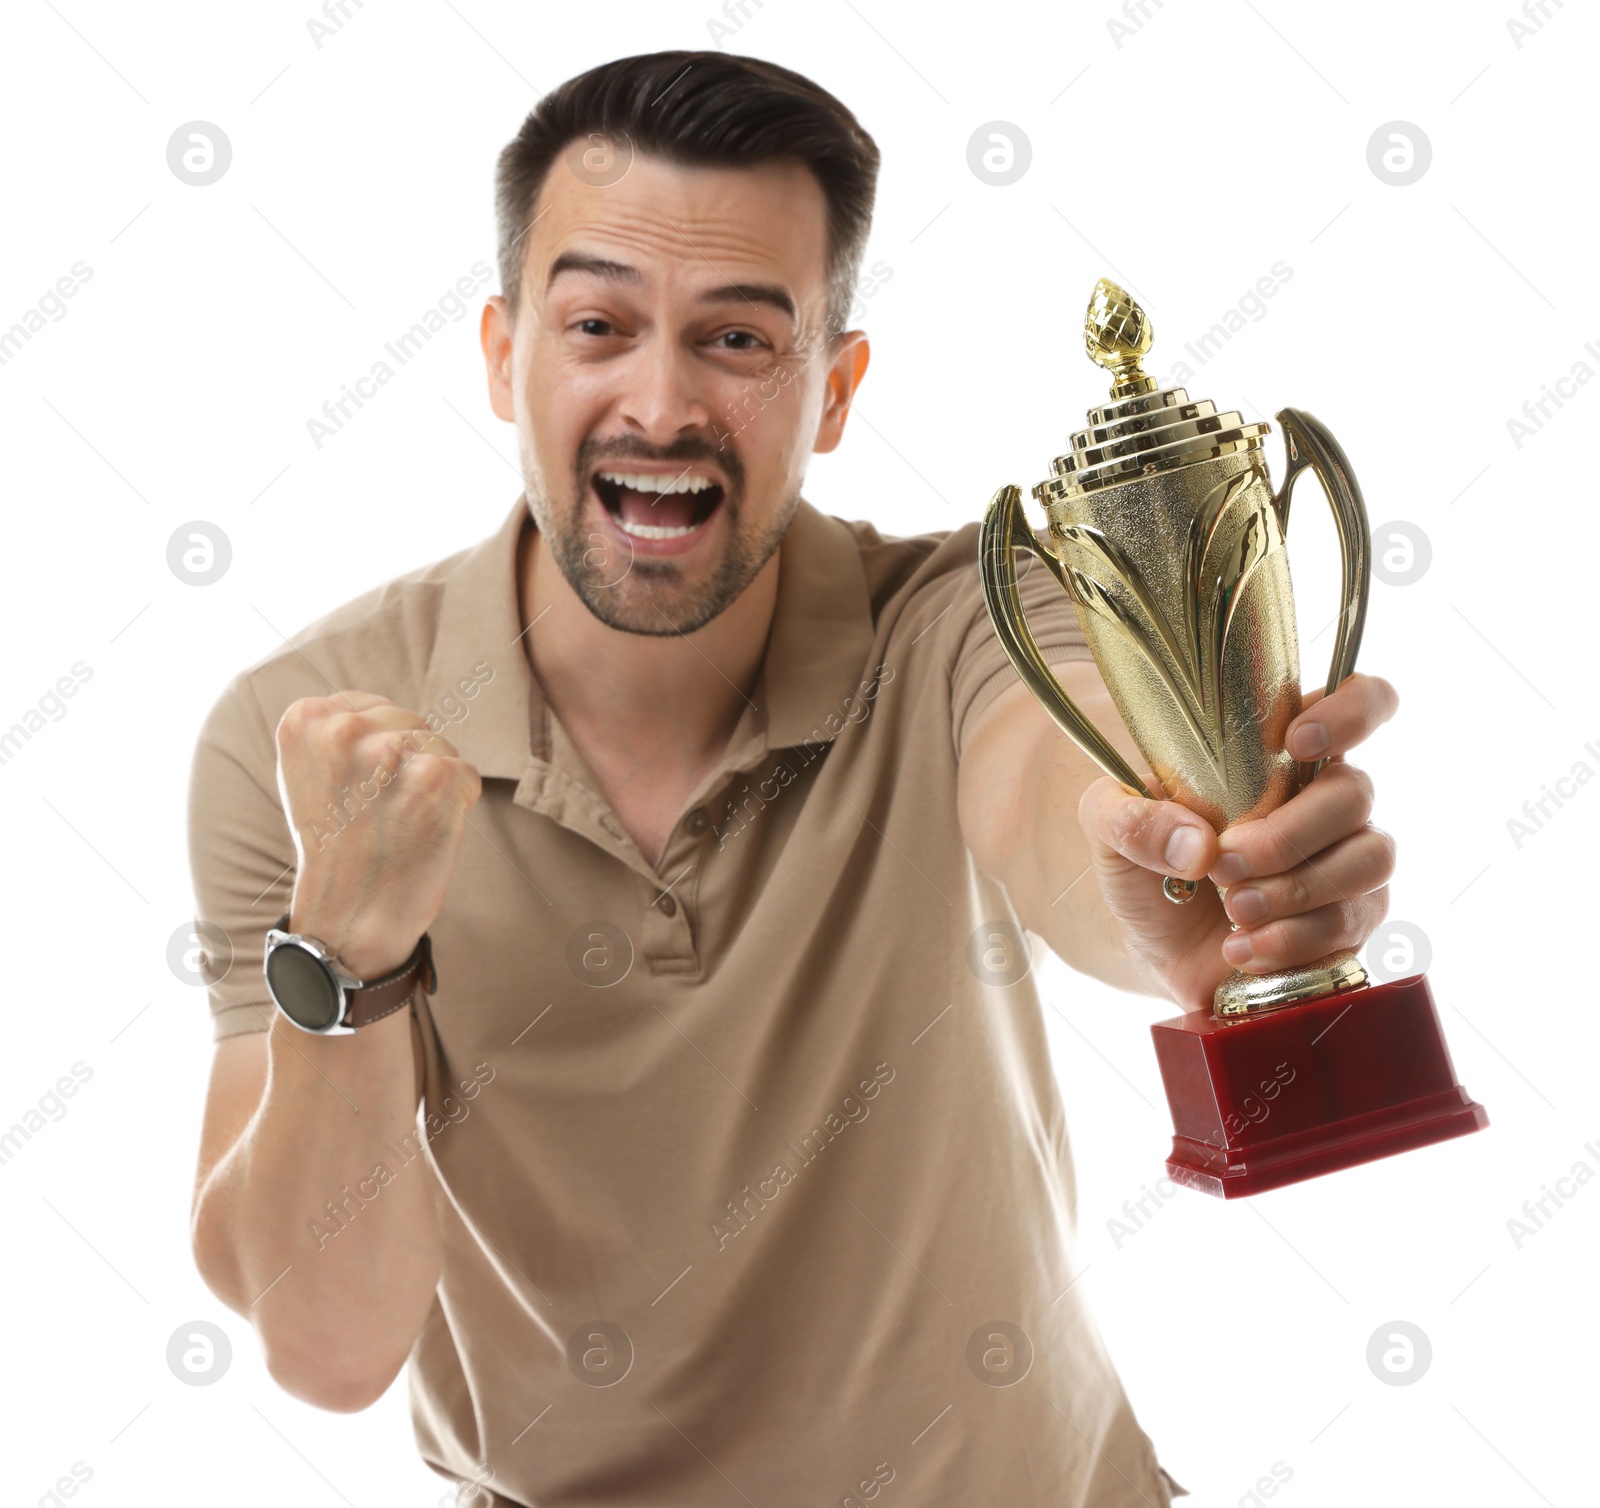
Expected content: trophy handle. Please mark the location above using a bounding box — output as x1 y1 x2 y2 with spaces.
1271 408 1373 780
979 483 1200 904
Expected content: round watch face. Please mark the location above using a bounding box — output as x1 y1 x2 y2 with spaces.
266 942 344 1032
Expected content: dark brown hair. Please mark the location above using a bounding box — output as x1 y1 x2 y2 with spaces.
494 51 880 343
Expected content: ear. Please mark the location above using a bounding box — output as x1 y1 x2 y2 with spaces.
481 295 515 423
812 331 870 455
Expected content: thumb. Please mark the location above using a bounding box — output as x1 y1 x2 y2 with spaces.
1077 775 1217 883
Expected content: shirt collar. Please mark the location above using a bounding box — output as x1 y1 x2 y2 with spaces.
422 493 876 782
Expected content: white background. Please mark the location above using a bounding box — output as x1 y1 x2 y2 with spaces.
2 1 1595 1505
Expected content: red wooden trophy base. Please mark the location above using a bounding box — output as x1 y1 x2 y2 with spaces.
1149 972 1488 1198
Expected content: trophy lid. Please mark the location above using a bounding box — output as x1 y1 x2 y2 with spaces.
1034 279 1270 506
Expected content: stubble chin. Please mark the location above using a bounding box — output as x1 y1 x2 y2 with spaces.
523 476 797 638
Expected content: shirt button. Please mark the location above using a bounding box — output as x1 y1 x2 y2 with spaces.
686 809 708 836
655 893 678 917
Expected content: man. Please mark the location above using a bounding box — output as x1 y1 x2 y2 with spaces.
187 50 1396 1506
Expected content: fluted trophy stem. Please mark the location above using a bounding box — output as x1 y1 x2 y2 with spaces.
979 278 1374 1018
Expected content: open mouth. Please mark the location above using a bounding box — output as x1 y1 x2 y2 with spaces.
591 467 725 540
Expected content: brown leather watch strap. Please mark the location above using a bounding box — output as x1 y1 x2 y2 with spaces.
271 913 437 1029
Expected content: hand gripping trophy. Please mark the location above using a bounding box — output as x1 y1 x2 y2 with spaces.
980 278 1487 1197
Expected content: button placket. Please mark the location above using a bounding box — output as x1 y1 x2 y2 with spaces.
638 739 769 974
642 857 698 970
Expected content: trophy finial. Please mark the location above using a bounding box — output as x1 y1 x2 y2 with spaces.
1085 278 1157 399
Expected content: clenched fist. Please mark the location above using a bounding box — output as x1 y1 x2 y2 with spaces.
274 692 483 979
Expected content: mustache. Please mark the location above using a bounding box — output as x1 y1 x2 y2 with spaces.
574 435 744 496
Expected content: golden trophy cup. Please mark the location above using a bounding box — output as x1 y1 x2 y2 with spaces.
980 279 1487 1197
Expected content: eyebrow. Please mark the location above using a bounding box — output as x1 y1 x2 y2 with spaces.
546 252 638 288
545 251 797 322
703 282 797 322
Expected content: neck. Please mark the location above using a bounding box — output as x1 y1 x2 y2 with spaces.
516 511 779 775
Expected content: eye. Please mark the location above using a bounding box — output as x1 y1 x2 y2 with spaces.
712 329 765 351
576 318 616 337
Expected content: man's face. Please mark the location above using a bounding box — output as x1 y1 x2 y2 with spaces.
483 147 868 636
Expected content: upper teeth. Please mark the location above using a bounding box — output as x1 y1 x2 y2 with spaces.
598 471 716 494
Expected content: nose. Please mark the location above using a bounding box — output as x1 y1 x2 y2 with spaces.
616 332 715 445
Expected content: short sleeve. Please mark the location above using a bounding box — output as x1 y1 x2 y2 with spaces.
186 672 296 1041
950 535 1094 761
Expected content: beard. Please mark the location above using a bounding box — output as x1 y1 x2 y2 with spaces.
522 431 796 637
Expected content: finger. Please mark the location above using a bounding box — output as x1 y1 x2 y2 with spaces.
369 725 464 765
333 702 461 758
1079 775 1218 881
332 690 401 712
299 690 400 716
403 749 482 808
279 693 429 747
1210 762 1375 885
1221 827 1396 928
1285 672 1399 761
380 712 461 759
1222 887 1390 973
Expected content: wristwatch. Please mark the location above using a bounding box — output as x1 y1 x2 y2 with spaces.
263 912 436 1035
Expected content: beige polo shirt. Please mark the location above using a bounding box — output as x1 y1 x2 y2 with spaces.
188 492 1188 1507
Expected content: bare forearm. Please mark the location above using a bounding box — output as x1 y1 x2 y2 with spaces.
982 671 1167 998
192 1010 441 1409
1004 822 1163 998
